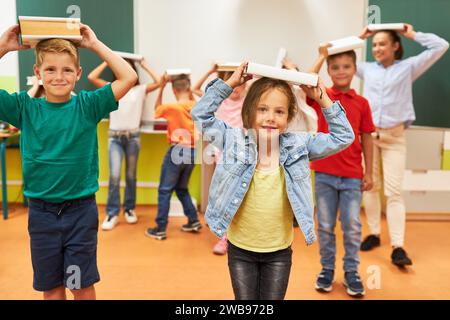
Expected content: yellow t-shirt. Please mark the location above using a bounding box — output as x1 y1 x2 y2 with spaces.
228 166 294 253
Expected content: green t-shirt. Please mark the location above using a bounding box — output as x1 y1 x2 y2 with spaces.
0 84 118 202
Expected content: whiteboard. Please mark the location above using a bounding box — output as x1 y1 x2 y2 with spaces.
134 0 366 121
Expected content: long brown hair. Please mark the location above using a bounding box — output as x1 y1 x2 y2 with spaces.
241 77 297 129
374 30 404 60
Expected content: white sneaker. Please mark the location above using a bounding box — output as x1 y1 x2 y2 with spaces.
102 215 119 231
124 209 138 224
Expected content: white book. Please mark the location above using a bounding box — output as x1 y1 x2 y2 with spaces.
217 62 241 72
114 51 143 61
246 62 318 86
326 36 364 55
275 47 287 68
26 76 43 86
166 68 192 76
368 23 405 31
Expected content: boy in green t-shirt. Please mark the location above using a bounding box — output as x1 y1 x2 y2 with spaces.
0 24 137 299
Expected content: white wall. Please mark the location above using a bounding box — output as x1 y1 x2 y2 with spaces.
135 0 367 121
0 0 19 87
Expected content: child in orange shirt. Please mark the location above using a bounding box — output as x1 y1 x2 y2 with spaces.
145 73 201 240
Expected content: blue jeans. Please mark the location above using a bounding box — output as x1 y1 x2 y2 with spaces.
314 172 362 272
106 134 140 217
156 145 198 230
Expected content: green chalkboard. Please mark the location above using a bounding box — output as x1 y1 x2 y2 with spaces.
367 0 450 128
16 0 134 92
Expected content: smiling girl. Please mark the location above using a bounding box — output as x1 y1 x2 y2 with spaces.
191 63 355 300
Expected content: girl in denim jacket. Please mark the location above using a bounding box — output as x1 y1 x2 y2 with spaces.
191 63 354 300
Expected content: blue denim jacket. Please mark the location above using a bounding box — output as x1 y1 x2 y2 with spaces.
191 79 354 245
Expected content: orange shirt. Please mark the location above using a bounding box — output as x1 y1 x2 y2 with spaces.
155 100 196 147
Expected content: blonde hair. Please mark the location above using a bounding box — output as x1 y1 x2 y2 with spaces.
241 77 297 129
35 38 80 68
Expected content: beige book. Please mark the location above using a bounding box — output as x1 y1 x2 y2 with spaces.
19 16 82 47
217 62 241 72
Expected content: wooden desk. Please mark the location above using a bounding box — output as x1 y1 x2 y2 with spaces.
0 131 20 219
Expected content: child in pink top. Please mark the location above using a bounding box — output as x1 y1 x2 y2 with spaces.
193 65 247 255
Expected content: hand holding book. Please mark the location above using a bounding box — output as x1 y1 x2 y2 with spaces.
79 23 100 49
225 62 252 89
399 23 416 40
300 78 333 109
358 26 376 40
319 43 332 58
0 24 30 57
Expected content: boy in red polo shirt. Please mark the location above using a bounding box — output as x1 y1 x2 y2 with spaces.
306 45 375 297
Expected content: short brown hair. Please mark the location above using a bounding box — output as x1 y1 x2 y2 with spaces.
241 77 297 129
326 50 357 66
35 38 80 68
172 74 191 92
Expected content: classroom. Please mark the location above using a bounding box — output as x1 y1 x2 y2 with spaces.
0 0 449 303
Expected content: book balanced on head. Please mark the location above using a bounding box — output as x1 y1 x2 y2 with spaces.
216 62 241 72
324 36 364 56
367 23 405 31
166 68 192 81
18 15 82 47
245 62 318 87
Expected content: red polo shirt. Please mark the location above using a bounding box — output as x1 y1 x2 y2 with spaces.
307 86 375 179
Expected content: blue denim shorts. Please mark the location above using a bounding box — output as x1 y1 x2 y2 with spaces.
27 195 100 291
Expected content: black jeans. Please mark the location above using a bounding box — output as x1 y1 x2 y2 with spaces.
227 241 292 300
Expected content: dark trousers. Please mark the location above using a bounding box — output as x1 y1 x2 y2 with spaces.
227 241 292 300
156 145 198 229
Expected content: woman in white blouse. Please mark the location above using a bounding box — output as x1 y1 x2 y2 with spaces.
357 23 449 266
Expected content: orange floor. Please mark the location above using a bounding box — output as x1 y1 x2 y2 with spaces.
1 204 449 300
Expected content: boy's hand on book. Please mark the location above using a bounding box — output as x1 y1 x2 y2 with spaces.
359 26 375 40
0 25 30 55
400 23 416 40
225 62 252 89
79 24 99 49
209 63 218 74
362 173 373 191
318 43 332 58
160 73 169 88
